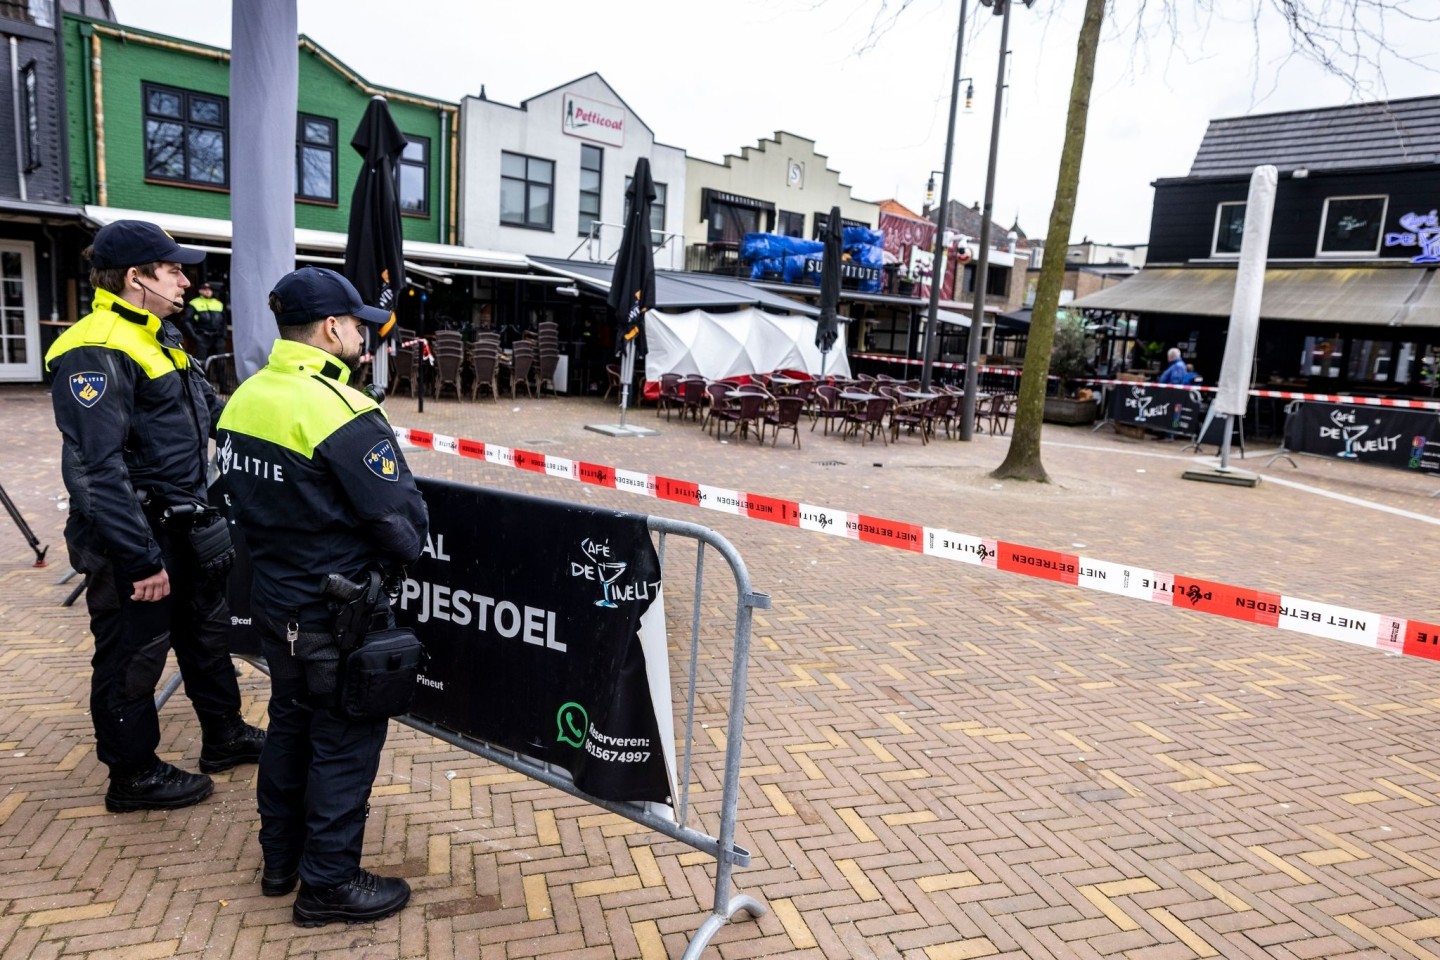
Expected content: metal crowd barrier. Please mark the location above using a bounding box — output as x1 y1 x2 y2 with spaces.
157 513 770 959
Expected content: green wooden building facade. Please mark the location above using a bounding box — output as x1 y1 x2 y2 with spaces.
62 16 457 244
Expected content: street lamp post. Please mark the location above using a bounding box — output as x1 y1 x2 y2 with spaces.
957 0 1030 440
918 0 969 392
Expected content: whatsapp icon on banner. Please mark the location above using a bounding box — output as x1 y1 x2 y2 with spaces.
556 702 589 747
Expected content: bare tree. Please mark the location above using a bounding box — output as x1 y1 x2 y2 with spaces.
992 0 1104 483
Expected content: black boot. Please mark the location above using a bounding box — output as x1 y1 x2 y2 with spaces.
261 860 300 897
199 721 266 773
105 761 213 813
293 870 410 927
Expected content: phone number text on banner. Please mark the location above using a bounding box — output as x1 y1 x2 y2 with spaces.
395 426 1440 664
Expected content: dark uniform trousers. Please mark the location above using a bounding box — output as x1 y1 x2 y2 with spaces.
78 534 244 777
255 610 388 888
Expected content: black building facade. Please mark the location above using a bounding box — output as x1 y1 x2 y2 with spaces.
1075 97 1440 397
0 0 110 383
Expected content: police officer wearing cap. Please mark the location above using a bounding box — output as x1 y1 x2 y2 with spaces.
44 219 266 813
217 266 427 927
182 281 228 363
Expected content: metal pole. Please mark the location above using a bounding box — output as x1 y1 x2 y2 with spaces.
919 0 968 392
958 0 1012 441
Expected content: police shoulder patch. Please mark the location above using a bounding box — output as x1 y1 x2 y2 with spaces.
69 371 107 408
363 439 400 482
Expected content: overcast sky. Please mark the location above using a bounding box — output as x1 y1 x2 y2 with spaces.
113 0 1440 246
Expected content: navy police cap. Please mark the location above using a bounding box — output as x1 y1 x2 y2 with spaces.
91 220 207 269
270 266 391 327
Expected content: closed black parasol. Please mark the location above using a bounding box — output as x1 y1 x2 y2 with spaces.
344 96 407 395
815 204 843 375
607 158 657 429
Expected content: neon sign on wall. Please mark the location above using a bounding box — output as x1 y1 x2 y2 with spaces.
1384 210 1440 263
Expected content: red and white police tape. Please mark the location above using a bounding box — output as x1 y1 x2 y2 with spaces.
850 353 1440 410
393 425 1440 663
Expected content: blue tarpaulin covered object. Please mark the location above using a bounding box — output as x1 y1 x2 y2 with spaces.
741 230 883 292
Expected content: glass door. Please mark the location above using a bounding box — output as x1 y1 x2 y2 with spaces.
0 241 38 382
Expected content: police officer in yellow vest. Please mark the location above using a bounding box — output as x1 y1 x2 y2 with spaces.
217 267 427 927
45 219 265 813
182 281 227 364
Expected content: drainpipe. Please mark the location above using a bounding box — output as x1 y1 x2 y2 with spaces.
9 36 27 201
448 107 458 244
78 22 96 205
89 28 105 206
437 105 447 245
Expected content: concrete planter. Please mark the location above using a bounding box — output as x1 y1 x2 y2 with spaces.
1043 395 1099 425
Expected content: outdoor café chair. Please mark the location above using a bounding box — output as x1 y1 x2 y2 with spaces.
679 377 706 422
701 381 734 435
603 363 621 401
656 373 683 420
712 392 767 443
811 384 846 435
764 395 806 448
890 397 931 445
843 396 890 446
989 392 1016 435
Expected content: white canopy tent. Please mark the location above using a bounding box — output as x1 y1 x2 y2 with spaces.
645 308 852 381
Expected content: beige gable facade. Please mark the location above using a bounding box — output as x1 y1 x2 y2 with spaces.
684 132 880 268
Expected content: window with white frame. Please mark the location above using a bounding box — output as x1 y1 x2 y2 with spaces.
1318 195 1387 256
1212 202 1246 256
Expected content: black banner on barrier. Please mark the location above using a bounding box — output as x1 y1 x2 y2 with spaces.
398 477 677 807
1108 384 1210 437
1285 402 1440 471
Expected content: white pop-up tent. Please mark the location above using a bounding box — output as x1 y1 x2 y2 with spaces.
644 308 851 381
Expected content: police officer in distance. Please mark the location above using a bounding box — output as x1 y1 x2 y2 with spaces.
217 267 427 927
44 219 265 813
182 280 228 364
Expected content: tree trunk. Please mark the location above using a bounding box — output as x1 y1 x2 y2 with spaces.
991 0 1106 483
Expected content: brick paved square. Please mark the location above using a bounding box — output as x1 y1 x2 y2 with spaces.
3 384 1440 958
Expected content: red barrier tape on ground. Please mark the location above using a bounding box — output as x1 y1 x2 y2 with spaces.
852 353 1440 410
396 426 1440 661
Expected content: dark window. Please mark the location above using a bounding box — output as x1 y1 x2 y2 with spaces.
19 61 38 172
143 83 227 186
500 150 553 229
578 144 602 236
625 176 668 246
1319 196 1386 256
1213 202 1245 256
778 210 805 237
959 265 1007 296
708 202 758 244
295 114 336 202
399 136 429 215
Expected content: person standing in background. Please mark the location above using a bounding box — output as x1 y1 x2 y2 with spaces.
183 281 228 364
1157 347 1188 385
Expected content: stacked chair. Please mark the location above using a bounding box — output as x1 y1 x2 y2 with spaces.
431 330 464 400
535 321 560 396
469 337 500 401
389 328 416 398
510 340 536 399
